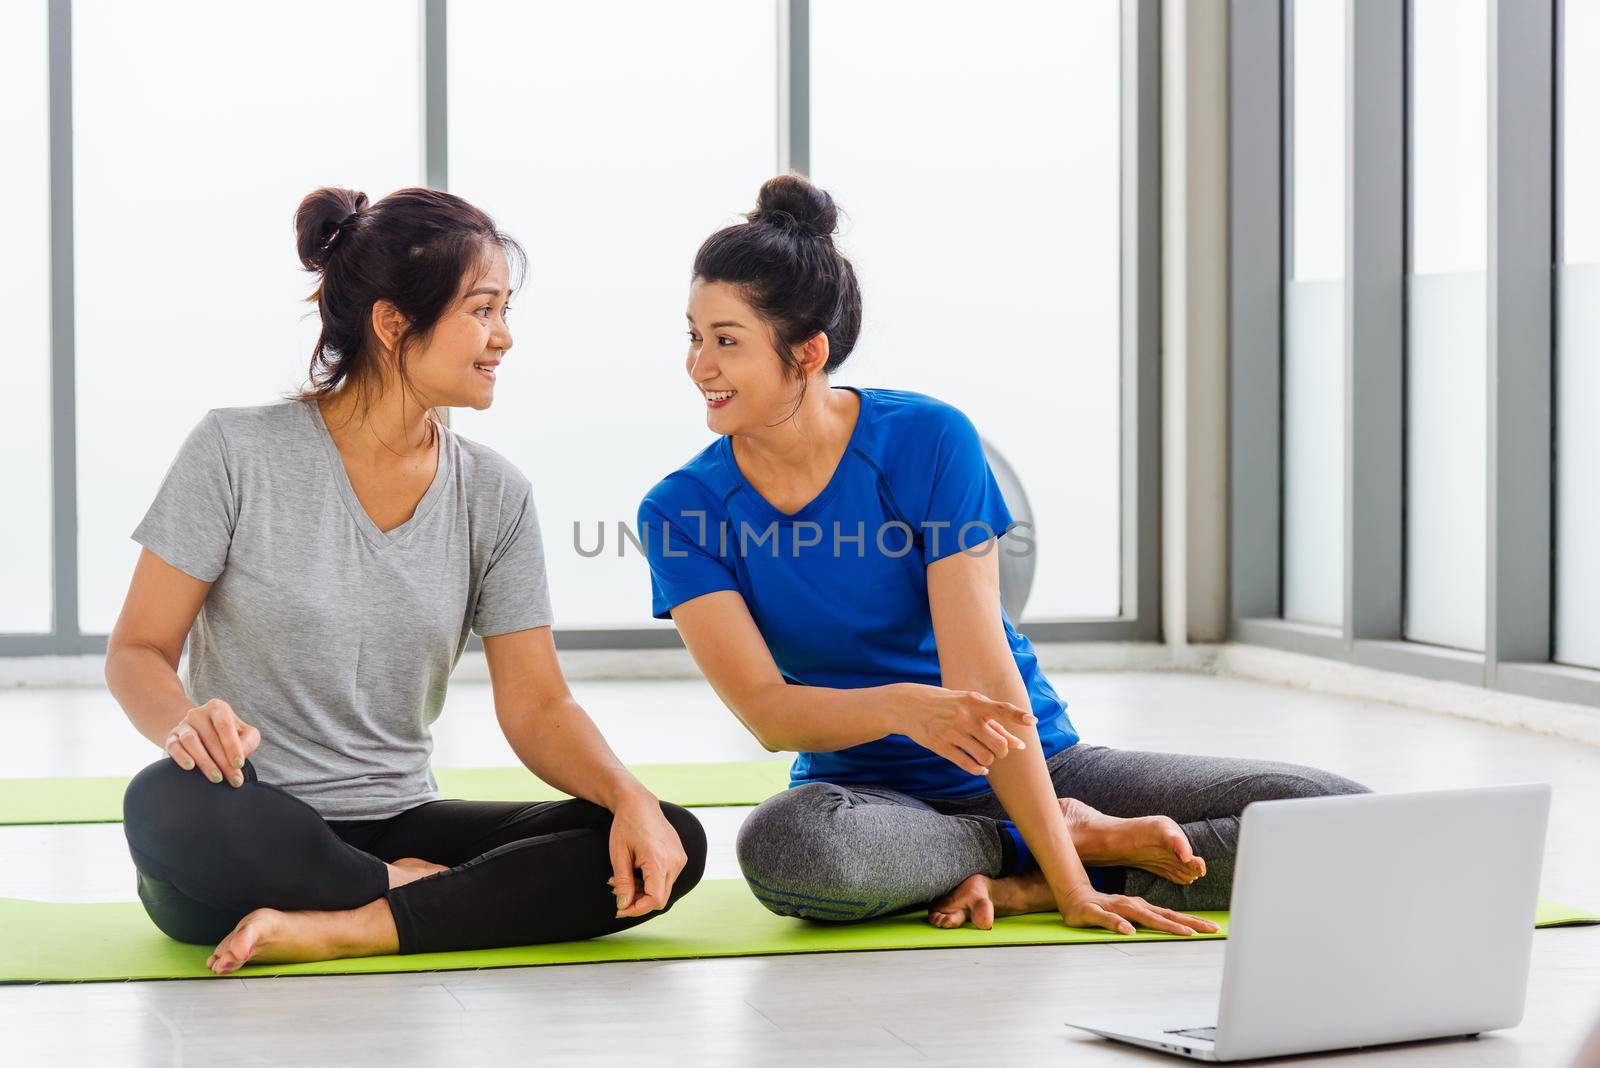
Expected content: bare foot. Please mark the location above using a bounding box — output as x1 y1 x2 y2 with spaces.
927 870 1056 930
1059 798 1207 884
205 900 398 975
387 857 449 889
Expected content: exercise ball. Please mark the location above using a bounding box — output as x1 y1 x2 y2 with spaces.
980 437 1036 621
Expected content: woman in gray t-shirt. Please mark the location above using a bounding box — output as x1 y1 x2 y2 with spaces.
108 186 705 974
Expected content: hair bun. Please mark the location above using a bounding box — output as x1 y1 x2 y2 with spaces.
294 187 371 271
748 173 838 239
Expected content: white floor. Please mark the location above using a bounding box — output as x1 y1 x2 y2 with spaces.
2 672 1598 1066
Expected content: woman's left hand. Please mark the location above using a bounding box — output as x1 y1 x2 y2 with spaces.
607 793 689 918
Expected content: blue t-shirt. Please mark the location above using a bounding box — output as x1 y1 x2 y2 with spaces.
638 386 1078 799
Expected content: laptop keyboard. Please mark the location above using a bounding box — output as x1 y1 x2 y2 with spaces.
1166 1026 1218 1043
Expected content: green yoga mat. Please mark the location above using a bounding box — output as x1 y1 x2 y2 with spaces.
2 881 1594 984
0 761 792 826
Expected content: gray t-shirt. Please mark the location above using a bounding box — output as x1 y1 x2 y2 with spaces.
132 399 553 819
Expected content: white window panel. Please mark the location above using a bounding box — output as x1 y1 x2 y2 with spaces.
73 0 420 633
811 0 1122 620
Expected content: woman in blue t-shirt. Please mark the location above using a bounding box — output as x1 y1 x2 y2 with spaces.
640 175 1368 935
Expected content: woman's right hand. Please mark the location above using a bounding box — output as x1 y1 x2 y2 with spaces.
892 684 1036 775
1058 884 1219 937
164 698 261 788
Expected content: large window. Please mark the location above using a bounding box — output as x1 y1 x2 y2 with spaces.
1234 0 1600 708
1281 0 1346 628
1557 0 1600 670
5 1 1150 655
811 0 1123 620
1 1 53 634
450 0 1126 629
1404 0 1487 652
447 0 780 630
72 0 421 633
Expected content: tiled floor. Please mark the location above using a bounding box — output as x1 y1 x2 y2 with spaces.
2 672 1597 1066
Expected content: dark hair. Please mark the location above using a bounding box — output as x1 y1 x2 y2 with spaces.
692 174 863 403
290 186 524 431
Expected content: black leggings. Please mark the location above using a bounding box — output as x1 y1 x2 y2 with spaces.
121 758 708 954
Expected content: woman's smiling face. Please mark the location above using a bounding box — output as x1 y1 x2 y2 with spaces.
685 278 799 433
382 245 513 412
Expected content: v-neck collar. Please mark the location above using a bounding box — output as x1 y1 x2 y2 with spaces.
304 399 453 551
719 386 872 523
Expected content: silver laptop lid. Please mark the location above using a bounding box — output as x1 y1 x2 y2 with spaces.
1214 784 1550 1061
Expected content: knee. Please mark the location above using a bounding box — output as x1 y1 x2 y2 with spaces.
1248 766 1371 803
122 758 245 856
736 785 878 921
1321 770 1372 796
735 783 835 883
658 802 707 900
123 759 193 844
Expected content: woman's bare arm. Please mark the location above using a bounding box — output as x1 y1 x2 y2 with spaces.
669 589 1033 769
105 549 209 744
926 543 1092 890
928 542 1209 936
482 625 687 916
481 625 656 812
104 548 257 785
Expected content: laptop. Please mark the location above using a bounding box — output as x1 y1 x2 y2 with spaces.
1066 783 1551 1061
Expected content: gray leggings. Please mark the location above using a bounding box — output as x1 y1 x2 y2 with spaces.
736 742 1369 921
